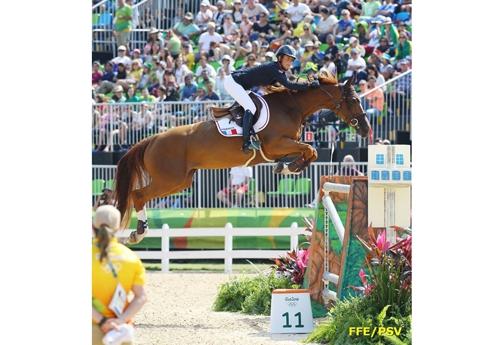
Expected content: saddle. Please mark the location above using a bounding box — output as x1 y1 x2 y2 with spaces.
212 93 264 127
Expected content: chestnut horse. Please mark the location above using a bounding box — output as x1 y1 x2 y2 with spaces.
113 70 370 244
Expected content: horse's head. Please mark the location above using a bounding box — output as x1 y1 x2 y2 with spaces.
318 71 371 138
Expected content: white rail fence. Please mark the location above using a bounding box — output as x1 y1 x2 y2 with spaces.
92 162 372 209
115 222 307 273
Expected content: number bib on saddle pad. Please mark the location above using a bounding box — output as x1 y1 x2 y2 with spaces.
214 93 270 137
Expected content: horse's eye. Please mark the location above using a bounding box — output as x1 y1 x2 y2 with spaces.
348 98 357 105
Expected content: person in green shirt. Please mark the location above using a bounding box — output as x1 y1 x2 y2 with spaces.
164 29 182 59
394 32 412 62
139 88 156 103
124 85 141 112
380 17 399 46
114 0 133 53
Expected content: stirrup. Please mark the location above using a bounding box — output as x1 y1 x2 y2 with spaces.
242 137 261 154
248 140 261 150
248 133 261 149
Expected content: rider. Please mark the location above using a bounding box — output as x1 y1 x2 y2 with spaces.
224 44 321 154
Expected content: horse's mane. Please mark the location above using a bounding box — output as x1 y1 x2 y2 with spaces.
259 69 339 96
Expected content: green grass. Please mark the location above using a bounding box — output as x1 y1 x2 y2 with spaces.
144 262 271 273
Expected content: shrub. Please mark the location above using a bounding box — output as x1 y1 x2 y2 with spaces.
213 216 314 316
212 270 296 315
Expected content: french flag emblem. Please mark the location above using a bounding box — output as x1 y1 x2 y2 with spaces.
222 129 238 135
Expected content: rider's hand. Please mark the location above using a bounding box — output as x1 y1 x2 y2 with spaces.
309 80 320 88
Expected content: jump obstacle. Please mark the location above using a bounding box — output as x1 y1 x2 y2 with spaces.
302 145 412 317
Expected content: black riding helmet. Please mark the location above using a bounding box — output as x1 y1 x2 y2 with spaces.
276 45 297 60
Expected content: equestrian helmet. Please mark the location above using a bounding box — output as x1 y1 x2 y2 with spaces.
276 45 297 60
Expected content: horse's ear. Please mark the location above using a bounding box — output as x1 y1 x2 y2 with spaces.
319 69 331 82
345 71 357 88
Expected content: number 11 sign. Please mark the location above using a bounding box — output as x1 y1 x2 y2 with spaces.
270 289 314 333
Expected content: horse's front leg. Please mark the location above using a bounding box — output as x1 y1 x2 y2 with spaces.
270 139 318 174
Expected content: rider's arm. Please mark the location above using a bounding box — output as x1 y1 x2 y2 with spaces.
272 69 310 90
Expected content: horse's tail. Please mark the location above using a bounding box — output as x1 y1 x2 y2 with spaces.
113 137 153 230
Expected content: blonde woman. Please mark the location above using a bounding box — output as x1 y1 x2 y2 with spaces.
298 23 319 45
117 58 143 89
92 205 148 345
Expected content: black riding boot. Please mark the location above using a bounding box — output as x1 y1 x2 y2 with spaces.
241 109 260 154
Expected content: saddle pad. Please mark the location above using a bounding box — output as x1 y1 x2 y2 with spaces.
215 93 270 137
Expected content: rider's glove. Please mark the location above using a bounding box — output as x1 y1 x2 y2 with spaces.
309 80 320 88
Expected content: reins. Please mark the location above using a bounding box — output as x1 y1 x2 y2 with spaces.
283 78 366 131
285 88 305 118
318 84 367 130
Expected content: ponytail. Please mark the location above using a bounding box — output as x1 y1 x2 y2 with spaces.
96 225 112 262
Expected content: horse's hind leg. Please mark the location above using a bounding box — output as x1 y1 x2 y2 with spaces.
127 181 160 245
128 170 197 245
127 181 175 244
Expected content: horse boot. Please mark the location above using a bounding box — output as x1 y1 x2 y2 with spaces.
128 219 148 245
241 109 261 154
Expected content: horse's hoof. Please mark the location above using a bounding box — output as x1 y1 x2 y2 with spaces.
128 220 148 245
128 228 148 245
273 161 285 174
288 157 311 173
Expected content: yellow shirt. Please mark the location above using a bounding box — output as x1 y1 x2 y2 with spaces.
274 1 289 16
127 69 143 84
180 52 195 71
92 238 146 321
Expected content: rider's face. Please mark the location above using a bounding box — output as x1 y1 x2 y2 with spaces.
280 55 295 70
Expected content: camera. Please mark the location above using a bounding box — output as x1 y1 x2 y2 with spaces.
101 193 108 201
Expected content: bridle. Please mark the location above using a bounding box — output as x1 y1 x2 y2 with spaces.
318 83 367 130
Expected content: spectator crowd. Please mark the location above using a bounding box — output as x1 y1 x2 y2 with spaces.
92 0 412 151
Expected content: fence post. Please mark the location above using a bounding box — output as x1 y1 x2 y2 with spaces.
224 222 233 273
162 224 170 273
290 222 299 251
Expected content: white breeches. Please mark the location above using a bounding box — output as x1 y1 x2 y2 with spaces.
224 75 257 113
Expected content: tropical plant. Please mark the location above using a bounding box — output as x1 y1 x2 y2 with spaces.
267 216 313 285
268 246 310 285
305 224 412 345
354 224 412 316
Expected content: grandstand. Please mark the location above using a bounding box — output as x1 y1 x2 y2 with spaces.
92 0 412 163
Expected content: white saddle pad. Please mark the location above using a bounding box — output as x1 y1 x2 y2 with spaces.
214 93 270 137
